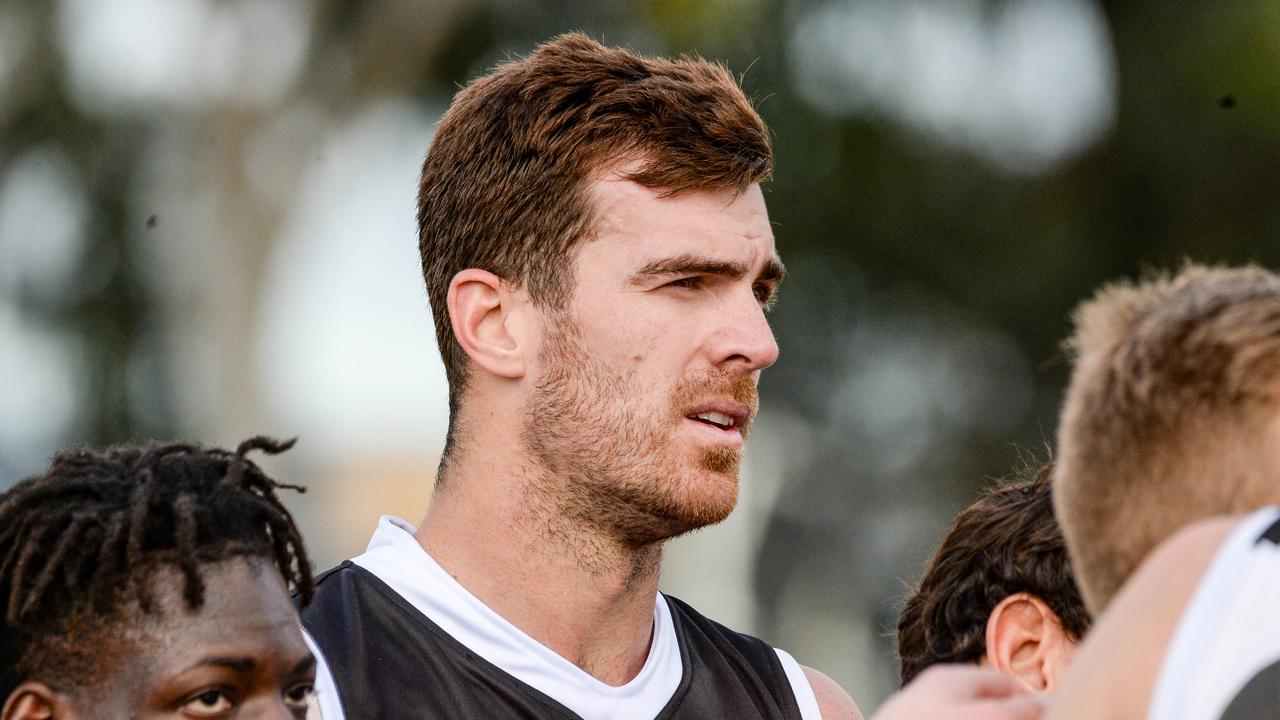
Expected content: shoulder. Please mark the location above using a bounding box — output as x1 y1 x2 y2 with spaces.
298 561 369 627
300 561 359 601
801 665 864 720
663 594 777 659
665 596 862 718
1047 514 1243 720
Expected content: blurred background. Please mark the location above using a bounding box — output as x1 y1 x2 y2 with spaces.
2 0 1278 709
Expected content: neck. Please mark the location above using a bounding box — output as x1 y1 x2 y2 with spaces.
416 443 664 686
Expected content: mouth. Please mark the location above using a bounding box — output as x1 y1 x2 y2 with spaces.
689 411 739 430
684 402 750 434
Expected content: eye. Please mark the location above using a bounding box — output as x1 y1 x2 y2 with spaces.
664 276 703 290
754 282 777 308
284 683 315 710
181 689 234 717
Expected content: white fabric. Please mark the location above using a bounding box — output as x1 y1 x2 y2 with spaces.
309 515 821 720
775 647 822 719
1147 506 1280 720
305 629 340 720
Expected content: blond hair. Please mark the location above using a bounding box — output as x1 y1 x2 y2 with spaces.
1055 264 1280 612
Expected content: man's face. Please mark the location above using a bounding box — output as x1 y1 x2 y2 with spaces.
522 177 781 545
67 558 314 719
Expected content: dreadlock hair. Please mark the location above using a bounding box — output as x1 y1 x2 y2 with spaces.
0 436 314 699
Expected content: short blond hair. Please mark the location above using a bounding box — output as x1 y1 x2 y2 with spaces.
1055 264 1280 612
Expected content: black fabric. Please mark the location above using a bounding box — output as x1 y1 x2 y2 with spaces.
1219 657 1280 720
656 595 803 720
1255 518 1280 547
301 562 803 720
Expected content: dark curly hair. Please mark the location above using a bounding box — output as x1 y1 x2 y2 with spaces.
0 436 313 699
896 462 1090 685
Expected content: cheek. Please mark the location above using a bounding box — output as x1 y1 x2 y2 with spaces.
621 332 698 381
584 318 681 365
569 293 704 373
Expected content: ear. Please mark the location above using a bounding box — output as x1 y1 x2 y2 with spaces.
983 592 1075 692
446 269 529 381
2 682 66 720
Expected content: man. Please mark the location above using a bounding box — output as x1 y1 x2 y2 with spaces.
0 437 317 719
897 463 1089 691
1046 264 1280 719
300 32 858 720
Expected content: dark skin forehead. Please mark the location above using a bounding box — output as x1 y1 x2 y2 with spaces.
76 557 313 719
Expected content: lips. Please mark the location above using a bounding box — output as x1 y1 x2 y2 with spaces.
684 402 750 431
692 411 737 429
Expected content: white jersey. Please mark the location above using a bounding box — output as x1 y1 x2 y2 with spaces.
1148 506 1280 720
305 516 821 720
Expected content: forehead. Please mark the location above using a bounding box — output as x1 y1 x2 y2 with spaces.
124 558 307 667
582 178 776 271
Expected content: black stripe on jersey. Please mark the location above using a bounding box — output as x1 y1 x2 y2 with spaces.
1255 518 1280 546
301 562 803 720
1218 657 1280 720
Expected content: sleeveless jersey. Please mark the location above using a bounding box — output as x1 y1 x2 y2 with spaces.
300 516 819 720
1147 506 1280 720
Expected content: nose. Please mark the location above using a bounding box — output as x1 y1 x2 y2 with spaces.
710 287 779 373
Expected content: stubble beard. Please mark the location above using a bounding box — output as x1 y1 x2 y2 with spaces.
521 315 758 551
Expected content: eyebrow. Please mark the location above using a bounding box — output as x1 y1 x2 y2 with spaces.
189 656 257 673
632 254 787 284
182 653 315 676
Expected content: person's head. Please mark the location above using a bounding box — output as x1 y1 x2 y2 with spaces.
1055 264 1280 613
0 437 316 720
897 463 1089 692
420 33 779 543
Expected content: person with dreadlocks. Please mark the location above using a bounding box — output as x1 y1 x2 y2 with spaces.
0 436 317 719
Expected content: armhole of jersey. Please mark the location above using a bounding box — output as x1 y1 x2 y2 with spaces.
774 647 822 720
304 628 346 720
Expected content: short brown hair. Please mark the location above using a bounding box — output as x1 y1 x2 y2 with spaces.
418 33 771 432
896 463 1089 686
1055 264 1280 612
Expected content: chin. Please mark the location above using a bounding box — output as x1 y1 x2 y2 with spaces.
614 461 740 545
673 456 741 528
701 446 742 475
572 444 745 545
688 487 738 528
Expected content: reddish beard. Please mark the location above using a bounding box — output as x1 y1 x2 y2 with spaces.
671 371 759 473
522 317 758 546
